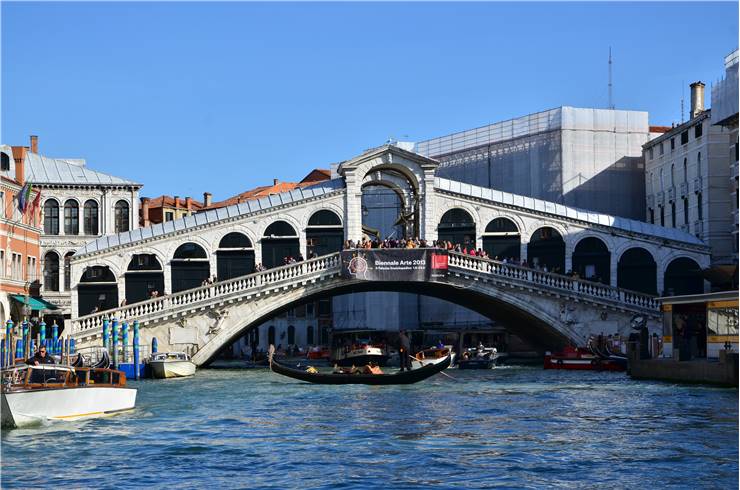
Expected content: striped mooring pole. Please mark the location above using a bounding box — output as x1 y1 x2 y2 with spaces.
122 322 129 363
112 319 119 369
102 318 110 352
39 320 46 347
51 322 59 355
133 321 140 380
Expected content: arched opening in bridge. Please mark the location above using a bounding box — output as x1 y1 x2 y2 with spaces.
664 257 704 296
125 254 164 304
572 237 610 284
171 243 210 293
617 248 657 295
217 232 255 281
361 167 419 240
527 227 565 272
306 210 343 257
77 266 118 316
262 221 299 268
482 218 520 260
438 209 476 249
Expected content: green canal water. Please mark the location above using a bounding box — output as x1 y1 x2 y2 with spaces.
2 365 737 489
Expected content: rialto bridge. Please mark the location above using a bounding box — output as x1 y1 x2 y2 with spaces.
67 145 710 363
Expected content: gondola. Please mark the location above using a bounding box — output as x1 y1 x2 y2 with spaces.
269 352 451 385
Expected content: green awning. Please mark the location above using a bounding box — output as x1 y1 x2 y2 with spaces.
9 295 59 311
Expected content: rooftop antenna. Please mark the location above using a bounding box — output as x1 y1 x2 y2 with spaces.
608 47 614 110
680 80 685 123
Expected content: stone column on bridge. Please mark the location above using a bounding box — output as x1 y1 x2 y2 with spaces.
609 253 619 288
254 241 263 270
657 267 666 296
520 242 528 263
343 167 363 241
163 263 173 295
564 243 573 274
421 166 437 242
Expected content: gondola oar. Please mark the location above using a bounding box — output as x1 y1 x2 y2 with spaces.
409 353 456 381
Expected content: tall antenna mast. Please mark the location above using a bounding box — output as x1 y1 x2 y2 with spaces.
608 47 614 110
681 81 685 122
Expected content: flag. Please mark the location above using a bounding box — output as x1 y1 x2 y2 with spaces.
30 188 41 213
17 182 32 213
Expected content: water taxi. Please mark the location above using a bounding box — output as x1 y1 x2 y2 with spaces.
1 364 137 428
410 345 456 370
149 352 196 379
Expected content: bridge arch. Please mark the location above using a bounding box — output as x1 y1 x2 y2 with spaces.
663 257 704 296
617 247 657 295
482 217 520 260
527 226 565 272
171 243 210 293
438 208 477 249
261 220 300 268
78 265 118 316
305 209 344 258
125 254 164 304
572 236 610 284
216 232 255 281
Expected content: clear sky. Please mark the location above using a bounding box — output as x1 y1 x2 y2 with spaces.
2 2 737 201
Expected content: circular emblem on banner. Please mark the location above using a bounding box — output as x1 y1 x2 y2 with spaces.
348 255 368 278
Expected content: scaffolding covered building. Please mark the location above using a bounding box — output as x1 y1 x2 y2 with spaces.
415 106 654 220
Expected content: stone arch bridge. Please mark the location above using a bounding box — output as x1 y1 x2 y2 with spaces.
67 145 710 362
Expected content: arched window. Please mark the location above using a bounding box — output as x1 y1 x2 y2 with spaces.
43 251 60 292
114 200 130 233
306 210 343 257
438 209 476 248
670 164 675 187
648 172 653 194
83 200 99 235
659 169 664 191
64 200 79 235
43 200 59 235
0 153 9 171
697 152 702 177
64 251 74 291
683 158 688 182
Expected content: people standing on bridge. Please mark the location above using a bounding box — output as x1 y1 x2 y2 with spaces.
398 330 412 371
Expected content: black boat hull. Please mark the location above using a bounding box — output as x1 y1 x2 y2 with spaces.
270 355 450 385
332 355 389 367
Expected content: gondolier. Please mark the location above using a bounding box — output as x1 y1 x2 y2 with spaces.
398 330 412 372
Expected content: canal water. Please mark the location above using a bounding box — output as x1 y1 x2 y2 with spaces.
2 366 737 489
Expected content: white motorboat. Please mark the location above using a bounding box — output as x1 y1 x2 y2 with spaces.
331 344 389 367
149 352 196 379
410 346 456 370
1 364 137 428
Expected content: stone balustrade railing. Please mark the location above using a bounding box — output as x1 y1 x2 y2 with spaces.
447 252 659 311
72 253 343 337
72 250 659 339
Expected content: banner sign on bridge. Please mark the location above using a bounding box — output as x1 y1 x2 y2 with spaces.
340 249 448 281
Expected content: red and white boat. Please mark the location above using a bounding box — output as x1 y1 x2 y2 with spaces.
543 345 627 371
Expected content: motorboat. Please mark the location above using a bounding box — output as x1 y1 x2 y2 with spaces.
458 346 501 369
306 346 331 361
149 352 196 379
331 343 389 367
270 350 451 385
1 364 137 428
410 346 456 370
543 345 627 371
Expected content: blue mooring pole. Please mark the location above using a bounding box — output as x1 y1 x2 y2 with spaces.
30 339 35 355
133 321 140 380
70 338 76 354
152 337 158 354
21 320 29 359
52 322 59 354
1 339 5 368
102 318 110 352
122 322 129 363
15 339 23 360
4 319 12 366
39 320 46 347
112 319 119 369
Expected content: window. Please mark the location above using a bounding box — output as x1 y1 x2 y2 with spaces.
683 158 688 182
670 164 675 186
27 256 36 282
12 253 22 280
648 172 653 194
695 122 703 139
659 169 664 191
43 252 60 291
660 206 665 226
165 211 174 222
64 252 74 291
43 200 60 235
649 208 654 224
83 200 99 235
697 152 702 177
0 250 4 277
0 191 4 218
671 138 675 150
114 200 130 233
681 131 689 145
697 193 703 220
683 198 689 224
64 200 79 235
0 153 9 171
671 202 676 227
649 147 654 159
659 142 664 155
735 142 738 162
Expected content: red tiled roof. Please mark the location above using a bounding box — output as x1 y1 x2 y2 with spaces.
146 195 204 209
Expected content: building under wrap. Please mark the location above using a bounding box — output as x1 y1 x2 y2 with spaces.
415 106 652 220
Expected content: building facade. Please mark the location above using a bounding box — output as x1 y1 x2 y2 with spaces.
141 195 204 226
0 145 43 325
9 137 143 325
643 80 735 268
415 106 653 220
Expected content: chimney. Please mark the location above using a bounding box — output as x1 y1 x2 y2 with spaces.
12 147 25 185
30 135 38 154
690 81 705 118
203 192 212 207
185 196 192 211
141 197 151 227
273 179 279 186
174 195 180 210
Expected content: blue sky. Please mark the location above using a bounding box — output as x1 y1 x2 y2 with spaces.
2 2 737 201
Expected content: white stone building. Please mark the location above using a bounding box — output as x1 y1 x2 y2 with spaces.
17 138 142 323
644 80 735 268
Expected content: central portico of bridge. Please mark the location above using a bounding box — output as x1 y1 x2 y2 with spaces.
68 145 710 361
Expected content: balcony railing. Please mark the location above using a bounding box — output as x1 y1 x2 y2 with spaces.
693 176 703 194
680 181 689 198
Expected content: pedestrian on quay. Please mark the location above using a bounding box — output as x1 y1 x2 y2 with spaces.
398 329 412 372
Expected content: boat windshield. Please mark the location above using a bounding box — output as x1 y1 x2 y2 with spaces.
2 365 74 386
151 352 189 361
